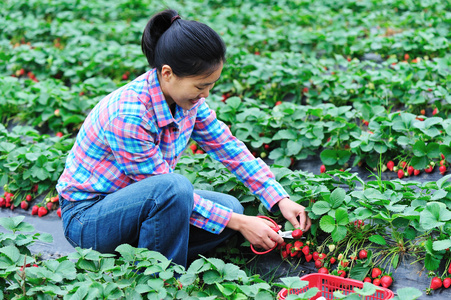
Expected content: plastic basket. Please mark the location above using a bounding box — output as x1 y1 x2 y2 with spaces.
278 273 394 300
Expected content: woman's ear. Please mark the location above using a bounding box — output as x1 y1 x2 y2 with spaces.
160 65 174 82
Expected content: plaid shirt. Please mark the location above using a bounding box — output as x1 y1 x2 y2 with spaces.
57 69 289 234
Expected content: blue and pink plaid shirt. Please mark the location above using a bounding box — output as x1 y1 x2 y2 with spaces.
56 69 289 234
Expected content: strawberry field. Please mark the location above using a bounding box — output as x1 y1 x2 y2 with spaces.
0 0 450 299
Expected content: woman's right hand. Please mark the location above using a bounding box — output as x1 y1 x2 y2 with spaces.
226 213 284 250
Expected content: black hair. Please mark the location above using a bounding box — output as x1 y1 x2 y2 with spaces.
141 9 226 77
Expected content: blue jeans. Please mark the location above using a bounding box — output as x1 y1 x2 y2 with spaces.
59 173 244 267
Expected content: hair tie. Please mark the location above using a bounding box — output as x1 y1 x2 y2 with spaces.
171 15 181 24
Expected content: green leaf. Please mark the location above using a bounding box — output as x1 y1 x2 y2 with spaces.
394 287 423 300
0 216 34 232
331 226 347 242
330 188 346 208
0 245 20 263
431 189 447 200
392 254 399 269
320 149 339 165
354 282 377 296
425 253 441 271
335 208 349 226
410 156 428 170
349 266 371 281
203 270 222 284
319 215 335 233
369 235 386 245
412 140 427 156
312 201 331 215
279 277 308 290
433 239 451 251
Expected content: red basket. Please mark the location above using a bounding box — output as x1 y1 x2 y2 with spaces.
278 273 394 300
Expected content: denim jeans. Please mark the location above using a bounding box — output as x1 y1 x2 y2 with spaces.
59 173 244 267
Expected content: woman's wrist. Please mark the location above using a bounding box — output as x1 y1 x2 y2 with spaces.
226 212 245 231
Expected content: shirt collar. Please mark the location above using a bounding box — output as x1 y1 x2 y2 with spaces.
147 68 201 128
148 68 176 128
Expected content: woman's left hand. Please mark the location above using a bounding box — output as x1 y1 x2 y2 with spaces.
277 197 312 232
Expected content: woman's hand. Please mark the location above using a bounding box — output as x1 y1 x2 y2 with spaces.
277 197 311 232
227 213 284 250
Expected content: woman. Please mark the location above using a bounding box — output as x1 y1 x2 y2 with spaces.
56 9 311 268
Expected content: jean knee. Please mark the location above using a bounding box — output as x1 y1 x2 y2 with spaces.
232 199 244 214
167 173 194 209
223 194 243 214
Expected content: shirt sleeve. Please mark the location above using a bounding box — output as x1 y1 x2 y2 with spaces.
105 113 234 234
191 102 290 216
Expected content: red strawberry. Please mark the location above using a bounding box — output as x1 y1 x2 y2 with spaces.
401 161 407 169
430 277 442 290
398 169 404 179
440 160 446 166
330 257 336 264
0 197 5 208
387 161 394 171
20 201 28 210
404 54 409 60
448 263 451 274
281 250 288 259
380 275 393 288
46 202 53 211
313 252 320 261
263 144 270 150
195 150 204 154
432 108 438 115
26 194 32 202
414 169 420 176
294 241 303 251
320 165 326 173
275 101 282 106
318 253 327 260
373 278 381 286
292 228 303 239
302 87 309 93
122 73 128 80
57 207 61 218
441 154 445 160
31 205 39 215
32 184 39 193
278 241 286 250
290 250 298 257
302 246 310 256
318 267 328 274
371 267 382 278
363 277 372 283
340 260 349 268
189 144 197 153
338 270 346 277
315 260 323 269
286 243 293 253
358 249 368 260
420 109 425 115
407 166 414 176
440 165 446 175
425 165 433 173
443 277 451 289
305 253 313 262
56 132 63 138
38 207 48 217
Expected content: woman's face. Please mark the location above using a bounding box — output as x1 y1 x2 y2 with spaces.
159 62 223 111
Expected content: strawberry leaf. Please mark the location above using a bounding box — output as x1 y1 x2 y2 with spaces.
369 235 386 245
